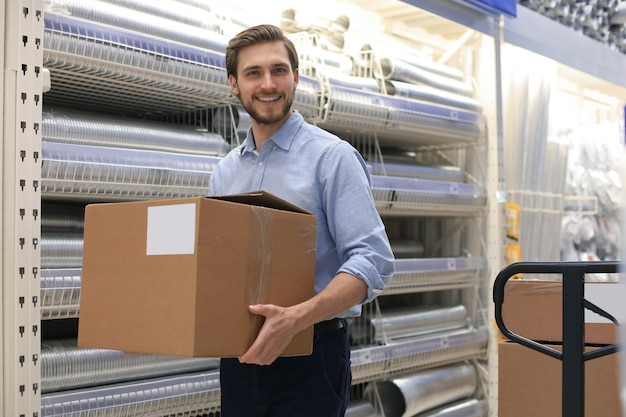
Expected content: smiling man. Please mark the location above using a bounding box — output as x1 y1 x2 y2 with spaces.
210 24 394 417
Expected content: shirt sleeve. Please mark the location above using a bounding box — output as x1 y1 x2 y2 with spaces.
320 141 395 304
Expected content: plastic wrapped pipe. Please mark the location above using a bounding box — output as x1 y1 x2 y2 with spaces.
384 80 482 112
44 0 230 53
368 363 478 417
350 305 470 345
43 108 231 157
419 398 488 417
41 339 219 393
375 56 474 97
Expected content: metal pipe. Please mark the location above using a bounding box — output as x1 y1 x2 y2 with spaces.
370 363 478 417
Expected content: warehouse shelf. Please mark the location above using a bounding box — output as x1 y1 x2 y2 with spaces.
384 256 487 295
350 326 488 385
40 370 222 417
41 269 81 320
39 256 485 319
319 85 485 147
41 141 221 201
38 326 486 416
43 12 322 119
41 340 219 394
371 175 487 217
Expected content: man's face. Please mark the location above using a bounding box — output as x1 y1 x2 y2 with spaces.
229 41 298 128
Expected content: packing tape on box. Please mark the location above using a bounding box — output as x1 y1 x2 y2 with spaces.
246 206 274 347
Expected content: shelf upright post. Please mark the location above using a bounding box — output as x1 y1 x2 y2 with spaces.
478 14 507 417
2 0 44 415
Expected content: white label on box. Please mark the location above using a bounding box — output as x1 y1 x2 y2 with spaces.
146 203 196 255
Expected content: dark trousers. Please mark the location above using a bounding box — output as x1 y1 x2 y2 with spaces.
220 326 352 417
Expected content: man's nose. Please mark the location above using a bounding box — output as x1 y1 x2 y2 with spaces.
260 73 276 89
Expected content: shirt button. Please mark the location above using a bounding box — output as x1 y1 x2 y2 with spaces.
258 161 264 167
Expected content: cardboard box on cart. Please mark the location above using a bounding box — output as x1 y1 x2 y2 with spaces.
501 279 620 344
78 191 316 357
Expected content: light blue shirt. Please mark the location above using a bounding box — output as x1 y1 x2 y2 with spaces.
209 110 394 317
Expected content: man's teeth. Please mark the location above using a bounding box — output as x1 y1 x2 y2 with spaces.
258 96 279 102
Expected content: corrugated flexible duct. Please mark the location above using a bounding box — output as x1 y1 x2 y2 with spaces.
367 363 478 417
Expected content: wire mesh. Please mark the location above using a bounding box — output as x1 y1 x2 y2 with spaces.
350 327 488 385
41 339 219 393
41 269 82 320
385 257 487 295
40 370 221 417
41 141 220 201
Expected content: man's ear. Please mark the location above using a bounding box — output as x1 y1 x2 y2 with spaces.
229 74 239 95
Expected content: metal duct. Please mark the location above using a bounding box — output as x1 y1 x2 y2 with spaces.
375 56 474 97
212 106 251 145
41 339 219 393
94 0 221 31
43 13 234 115
384 80 482 112
371 175 487 216
420 398 488 417
350 305 470 345
369 363 478 417
42 204 85 231
321 70 381 92
361 44 464 81
43 108 231 157
41 269 82 320
44 0 229 53
367 162 465 182
390 240 425 259
346 400 378 417
385 257 487 295
41 370 221 417
41 233 84 269
41 141 220 201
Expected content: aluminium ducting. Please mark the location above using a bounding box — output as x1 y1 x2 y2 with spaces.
41 370 221 417
45 0 229 53
41 339 219 393
350 305 470 345
368 363 478 417
41 141 220 201
43 108 231 157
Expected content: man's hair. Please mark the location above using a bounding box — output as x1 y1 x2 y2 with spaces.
225 24 299 79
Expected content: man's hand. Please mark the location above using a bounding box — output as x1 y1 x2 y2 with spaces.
239 304 299 365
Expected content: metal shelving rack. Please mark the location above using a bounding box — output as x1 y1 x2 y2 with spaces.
2 0 45 416
3 0 625 416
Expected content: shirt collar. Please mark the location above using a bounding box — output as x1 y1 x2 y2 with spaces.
238 110 303 156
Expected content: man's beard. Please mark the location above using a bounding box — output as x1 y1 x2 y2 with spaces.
237 93 293 125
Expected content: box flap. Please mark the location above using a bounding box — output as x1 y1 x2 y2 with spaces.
209 190 311 214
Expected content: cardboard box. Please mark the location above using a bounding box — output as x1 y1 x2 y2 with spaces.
498 341 622 417
78 192 316 357
501 279 620 344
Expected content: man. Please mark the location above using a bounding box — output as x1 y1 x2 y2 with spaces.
209 24 394 417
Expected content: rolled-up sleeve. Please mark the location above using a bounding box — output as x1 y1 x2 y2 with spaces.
321 141 395 304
